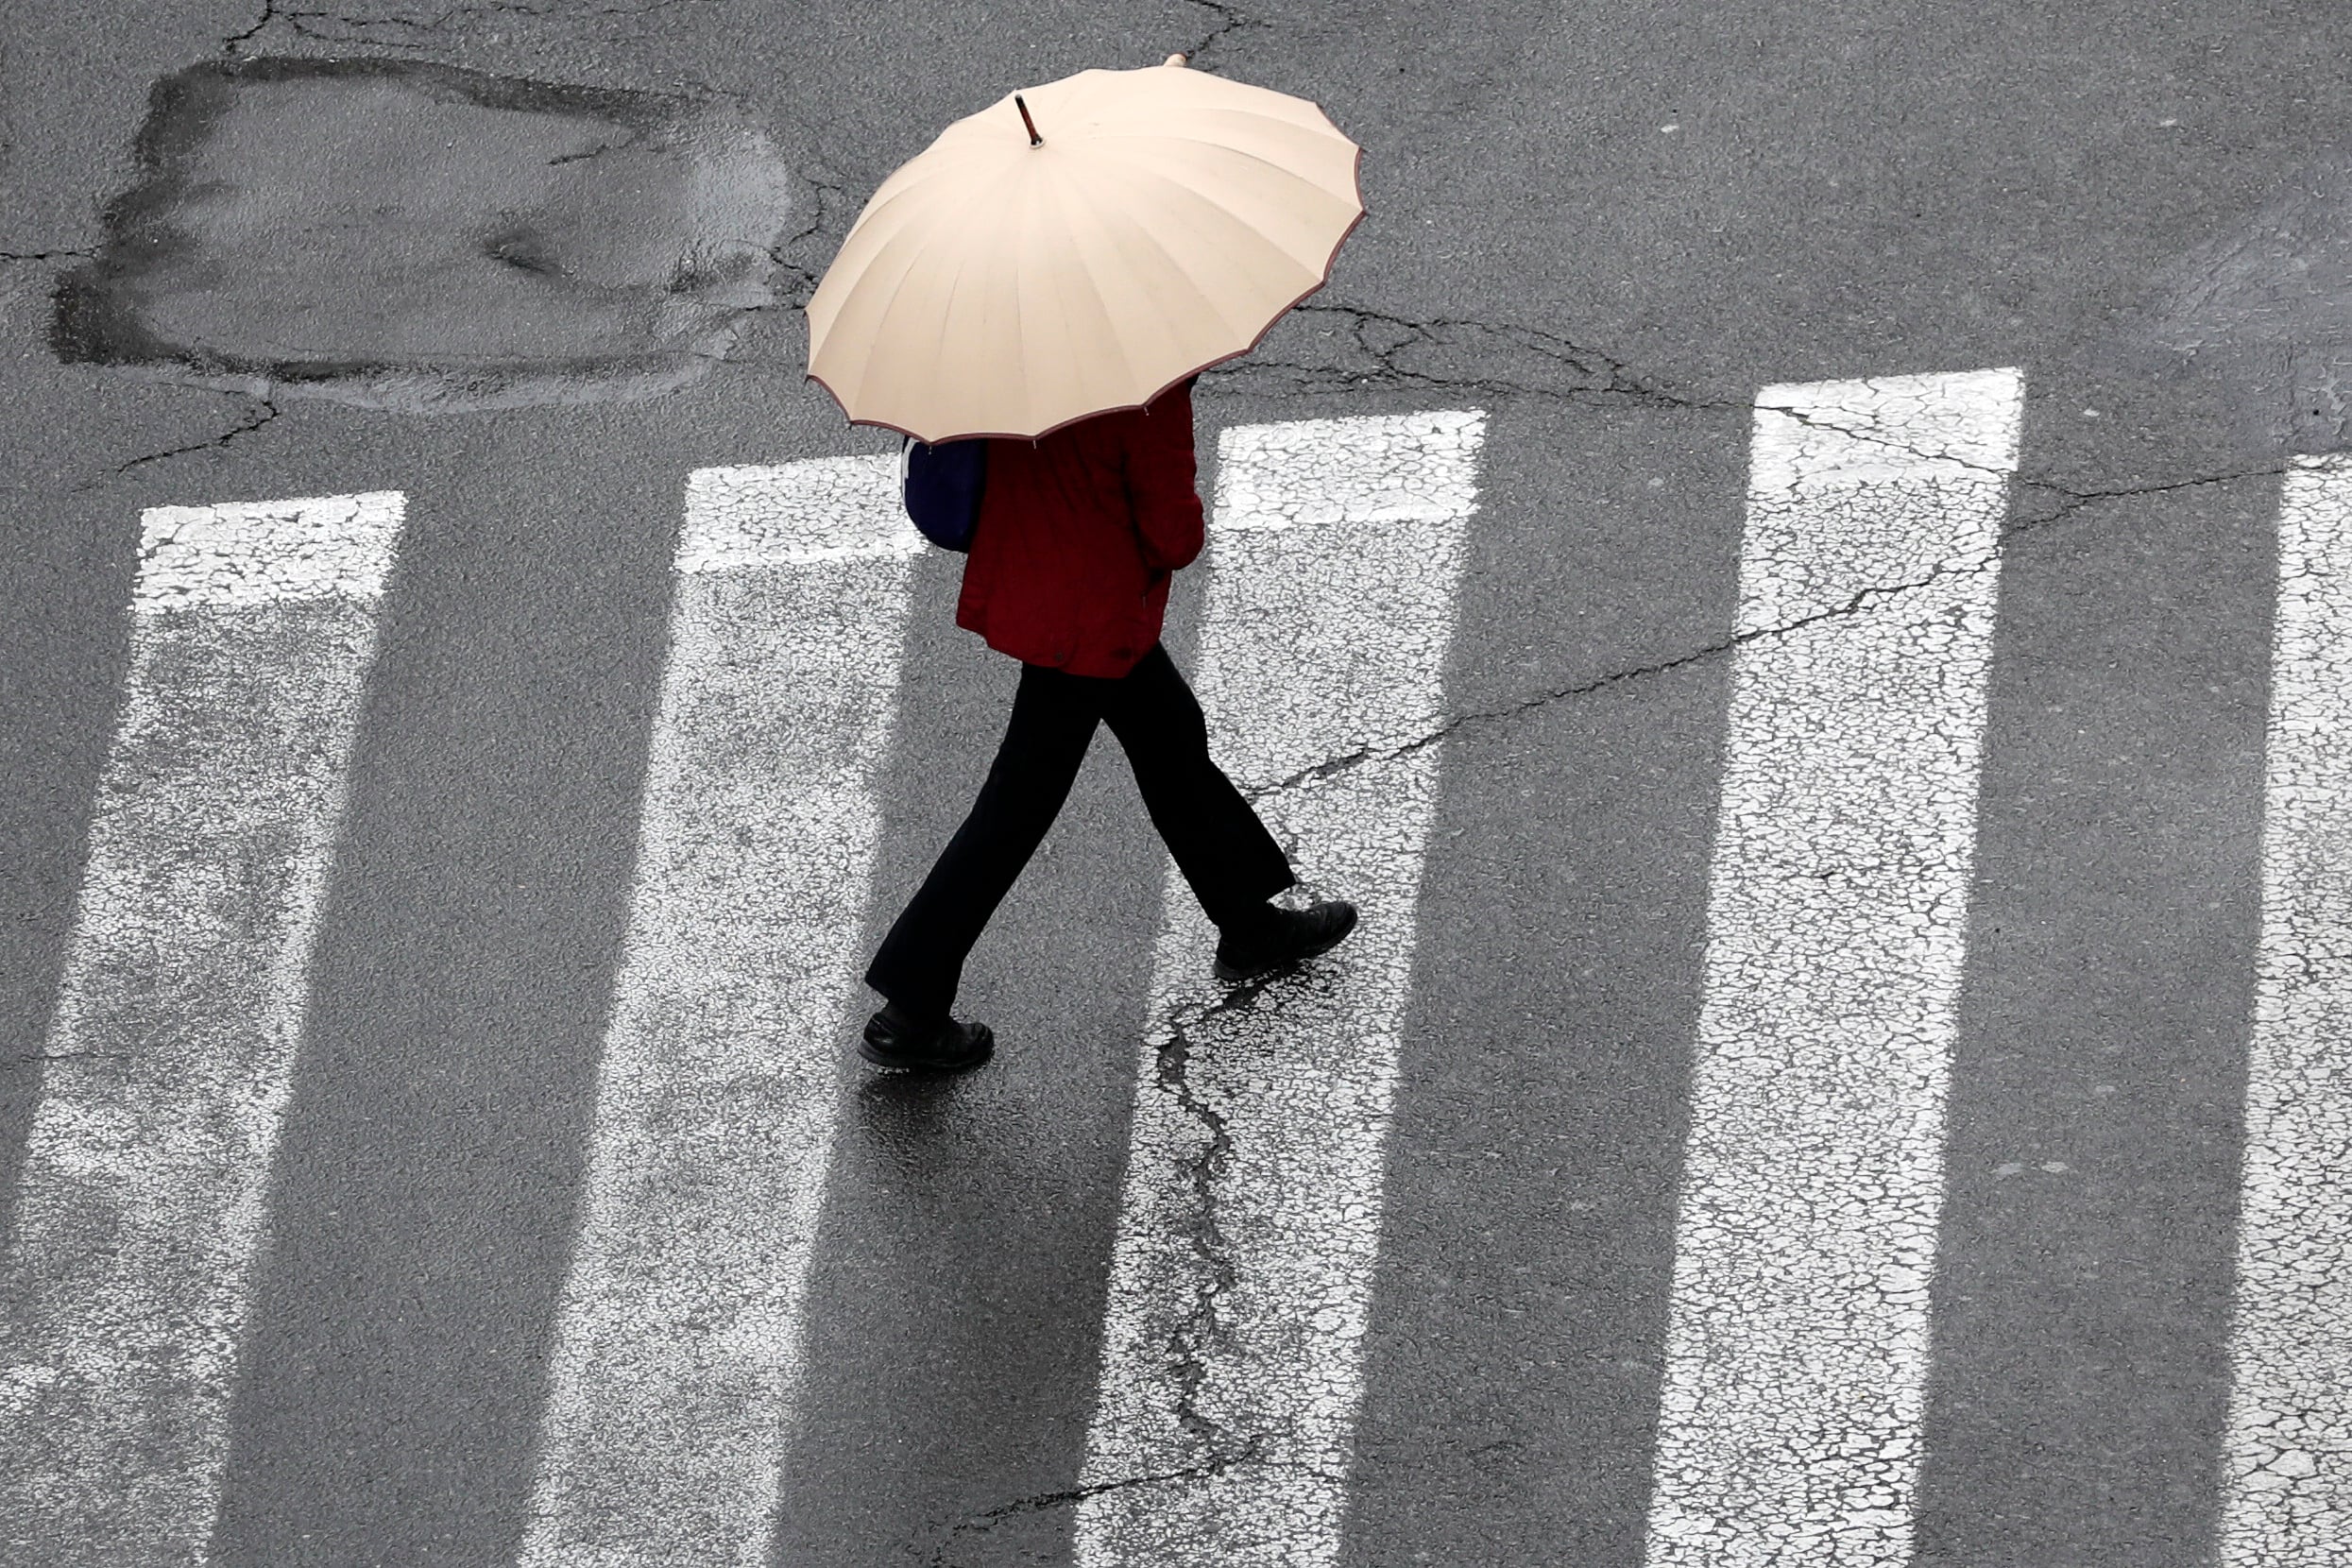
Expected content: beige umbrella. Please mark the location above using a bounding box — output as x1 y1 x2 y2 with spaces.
805 54 1365 442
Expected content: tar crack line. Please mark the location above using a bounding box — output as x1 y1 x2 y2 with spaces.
89 393 282 487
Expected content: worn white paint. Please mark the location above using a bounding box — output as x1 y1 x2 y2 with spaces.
0 493 405 1565
1642 368 2024 1567
2218 453 2352 1566
1076 410 1487 1567
517 457 922 1568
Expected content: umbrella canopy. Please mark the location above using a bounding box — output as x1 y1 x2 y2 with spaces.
805 57 1365 442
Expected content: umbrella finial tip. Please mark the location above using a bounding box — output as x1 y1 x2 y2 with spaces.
1014 93 1042 145
1165 52 1187 66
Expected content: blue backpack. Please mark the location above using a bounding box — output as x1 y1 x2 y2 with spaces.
900 435 987 553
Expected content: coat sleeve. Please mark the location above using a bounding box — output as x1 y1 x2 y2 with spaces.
1123 383 1206 573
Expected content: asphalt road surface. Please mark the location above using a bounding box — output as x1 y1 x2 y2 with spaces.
3 3 2349 1566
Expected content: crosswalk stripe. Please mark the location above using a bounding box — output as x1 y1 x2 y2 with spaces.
0 493 404 1565
1075 411 1487 1566
1642 369 2024 1567
516 458 919 1568
2219 452 2352 1562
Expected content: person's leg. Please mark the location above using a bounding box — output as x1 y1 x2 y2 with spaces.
1099 642 1295 929
863 663 1104 1019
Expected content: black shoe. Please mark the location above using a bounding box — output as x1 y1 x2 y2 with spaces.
860 1001 995 1071
1212 900 1359 983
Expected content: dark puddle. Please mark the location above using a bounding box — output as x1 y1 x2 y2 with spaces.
56 57 799 412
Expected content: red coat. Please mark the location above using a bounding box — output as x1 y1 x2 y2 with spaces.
955 381 1206 679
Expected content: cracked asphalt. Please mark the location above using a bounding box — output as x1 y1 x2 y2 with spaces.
2 1 2346 1564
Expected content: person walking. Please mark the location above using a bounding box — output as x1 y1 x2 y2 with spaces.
800 53 1373 1068
857 376 1358 1070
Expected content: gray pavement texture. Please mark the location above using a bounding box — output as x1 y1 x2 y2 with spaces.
0 0 2343 1563
54 56 798 411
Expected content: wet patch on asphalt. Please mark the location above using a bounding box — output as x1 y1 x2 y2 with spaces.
54 57 796 412
2148 151 2352 452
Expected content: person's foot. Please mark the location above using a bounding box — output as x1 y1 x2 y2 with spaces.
1212 900 1359 983
860 1000 995 1071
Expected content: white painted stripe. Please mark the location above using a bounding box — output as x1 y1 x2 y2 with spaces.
1642 368 2023 1567
2219 454 2352 1564
0 493 404 1565
1076 410 1486 1566
518 457 920 1568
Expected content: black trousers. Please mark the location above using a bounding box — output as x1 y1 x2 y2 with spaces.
863 641 1295 1020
